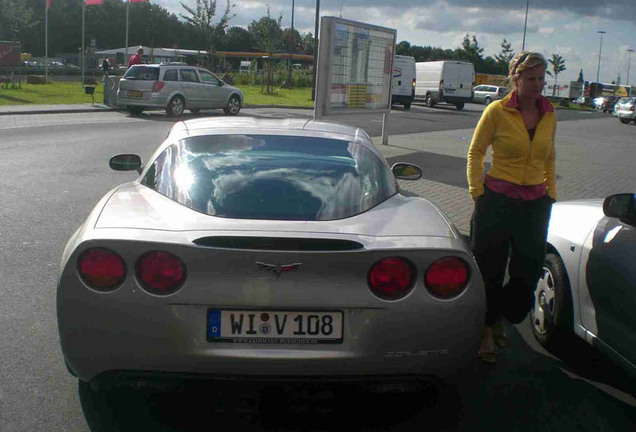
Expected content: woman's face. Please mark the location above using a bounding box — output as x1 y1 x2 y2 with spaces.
515 64 546 100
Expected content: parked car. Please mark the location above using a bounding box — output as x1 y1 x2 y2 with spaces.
57 118 486 400
472 85 509 105
601 96 620 113
415 61 475 110
530 193 636 374
573 95 594 107
117 64 244 117
593 97 608 111
616 97 636 123
612 97 628 116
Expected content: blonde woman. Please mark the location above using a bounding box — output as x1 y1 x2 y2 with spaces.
467 52 557 363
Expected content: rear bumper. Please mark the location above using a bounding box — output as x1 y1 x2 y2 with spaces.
441 96 472 104
117 91 168 108
617 111 636 120
59 292 484 382
391 94 414 104
87 370 442 394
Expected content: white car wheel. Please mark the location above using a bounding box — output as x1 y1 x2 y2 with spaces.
530 253 573 351
532 267 556 336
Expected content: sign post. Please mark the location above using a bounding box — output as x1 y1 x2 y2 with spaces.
314 17 396 144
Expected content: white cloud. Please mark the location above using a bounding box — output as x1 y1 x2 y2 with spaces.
158 0 636 83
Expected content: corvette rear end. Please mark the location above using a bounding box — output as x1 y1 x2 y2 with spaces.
57 117 485 390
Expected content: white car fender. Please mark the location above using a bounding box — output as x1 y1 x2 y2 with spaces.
546 201 604 340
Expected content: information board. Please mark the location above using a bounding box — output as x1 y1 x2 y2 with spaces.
314 17 396 118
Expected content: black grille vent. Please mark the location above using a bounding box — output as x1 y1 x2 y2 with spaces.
193 237 364 251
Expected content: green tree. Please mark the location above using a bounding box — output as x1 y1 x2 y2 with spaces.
0 0 38 41
301 32 315 55
546 54 566 97
495 38 515 75
248 7 283 94
455 34 484 64
180 0 236 68
282 28 303 53
396 40 411 56
223 26 254 51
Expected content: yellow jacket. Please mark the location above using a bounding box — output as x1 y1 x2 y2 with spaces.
467 92 557 200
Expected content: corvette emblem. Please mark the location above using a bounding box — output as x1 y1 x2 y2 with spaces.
256 262 302 277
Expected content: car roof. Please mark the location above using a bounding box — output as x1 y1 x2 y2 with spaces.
168 117 368 142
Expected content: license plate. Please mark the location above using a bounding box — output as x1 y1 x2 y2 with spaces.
207 310 343 344
128 90 143 98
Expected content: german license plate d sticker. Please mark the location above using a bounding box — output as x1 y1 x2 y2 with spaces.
206 310 343 344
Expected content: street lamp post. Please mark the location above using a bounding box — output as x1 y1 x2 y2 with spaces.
627 49 635 86
596 30 606 85
311 0 320 101
287 0 295 86
522 0 529 51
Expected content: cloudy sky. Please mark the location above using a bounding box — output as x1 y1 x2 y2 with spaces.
155 0 636 84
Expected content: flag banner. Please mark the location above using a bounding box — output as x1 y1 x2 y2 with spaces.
85 0 103 5
46 0 52 9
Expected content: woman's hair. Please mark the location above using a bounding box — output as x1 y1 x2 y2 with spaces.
508 51 547 89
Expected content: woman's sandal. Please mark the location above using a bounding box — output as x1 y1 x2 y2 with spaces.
478 350 497 364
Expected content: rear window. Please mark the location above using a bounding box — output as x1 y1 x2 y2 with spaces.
141 135 397 221
123 66 159 80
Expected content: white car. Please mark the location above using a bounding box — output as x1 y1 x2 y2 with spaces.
616 97 636 124
530 193 636 373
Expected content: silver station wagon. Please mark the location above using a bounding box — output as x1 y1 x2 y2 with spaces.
117 64 244 117
472 85 509 105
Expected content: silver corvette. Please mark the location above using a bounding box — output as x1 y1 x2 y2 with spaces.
57 117 485 394
531 193 636 372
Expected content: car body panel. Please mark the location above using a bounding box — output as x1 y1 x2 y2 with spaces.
545 198 636 369
57 118 486 384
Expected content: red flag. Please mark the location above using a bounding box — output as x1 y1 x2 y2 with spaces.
46 0 52 9
85 0 103 5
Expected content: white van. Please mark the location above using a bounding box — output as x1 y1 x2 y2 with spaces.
391 55 416 109
415 61 475 110
239 61 251 73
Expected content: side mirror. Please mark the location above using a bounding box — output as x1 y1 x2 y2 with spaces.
391 163 422 180
218 81 224 86
603 193 636 225
109 154 143 174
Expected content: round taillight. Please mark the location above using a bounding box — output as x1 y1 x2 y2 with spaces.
368 257 415 301
136 251 185 295
425 257 469 299
78 248 126 291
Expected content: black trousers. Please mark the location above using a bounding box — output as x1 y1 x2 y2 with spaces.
470 186 553 325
